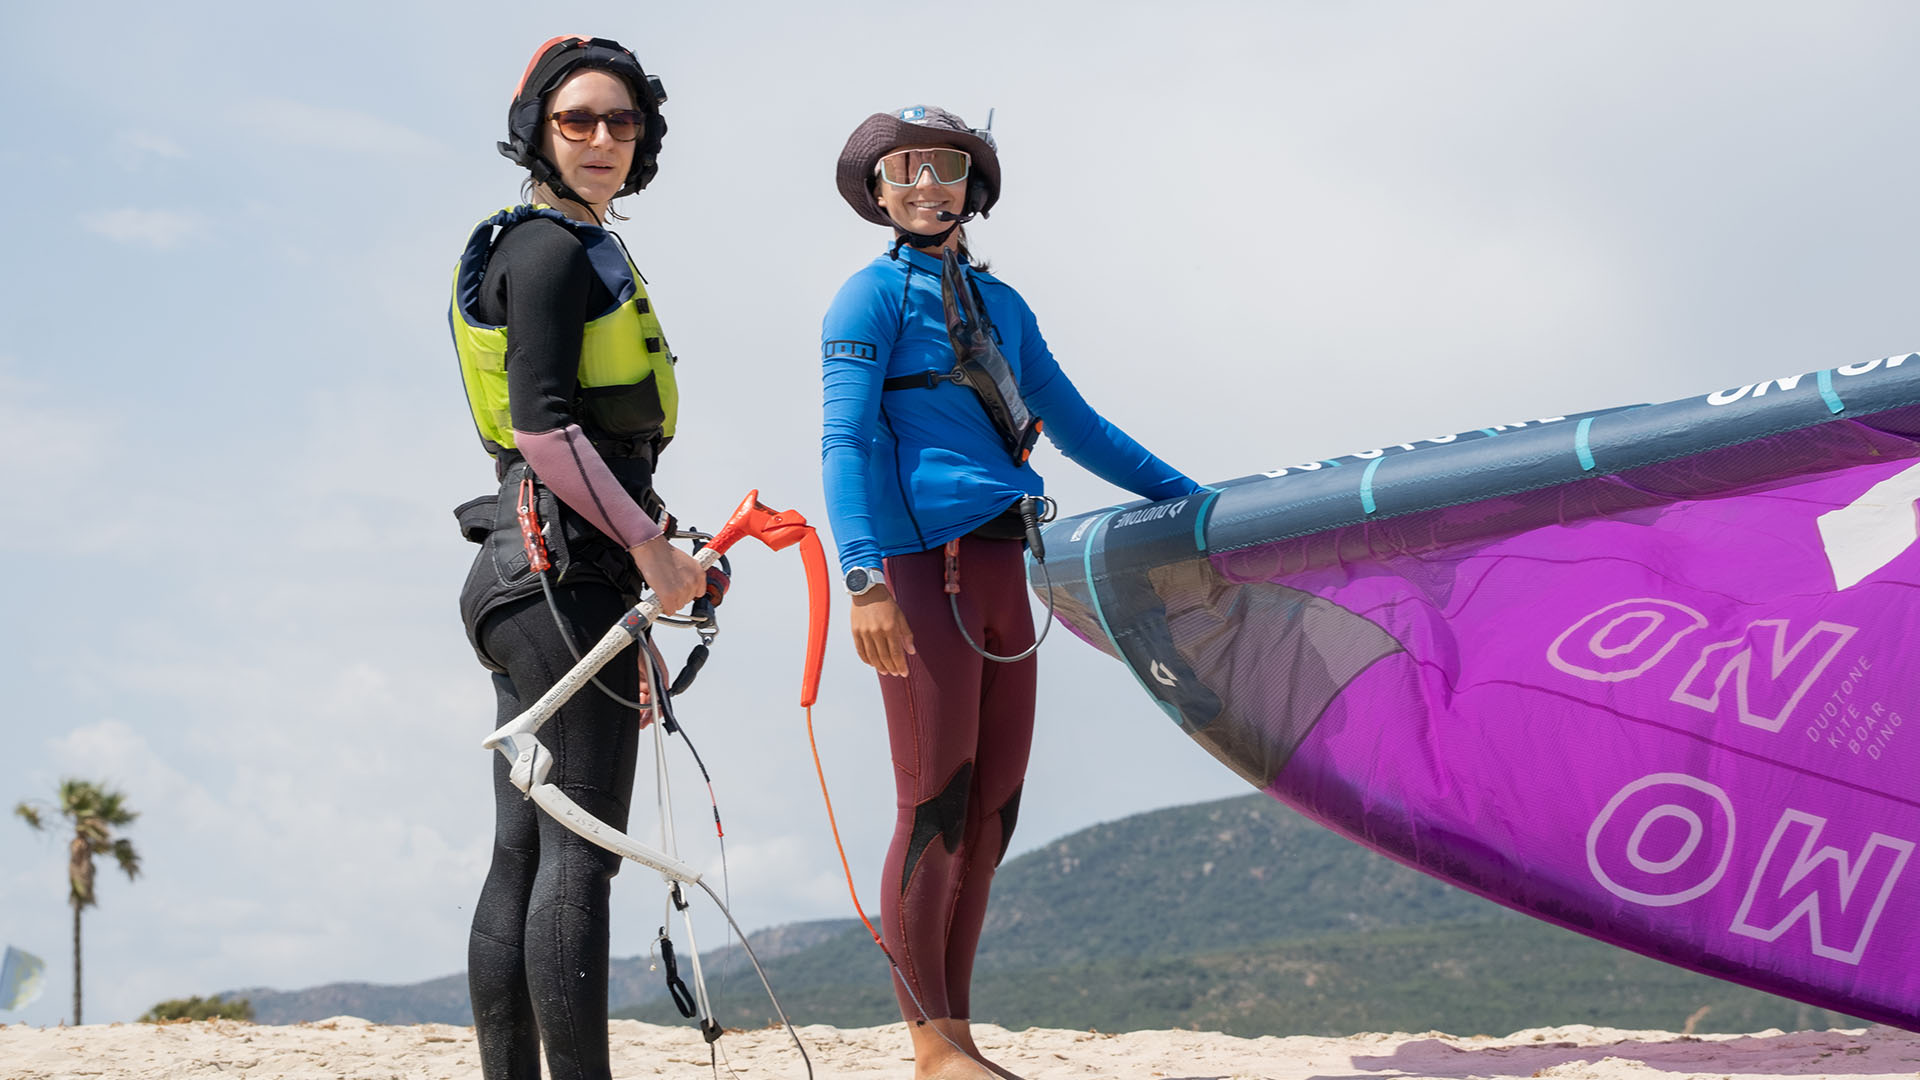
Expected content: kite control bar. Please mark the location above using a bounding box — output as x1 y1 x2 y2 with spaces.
479 488 828 1078
480 489 829 882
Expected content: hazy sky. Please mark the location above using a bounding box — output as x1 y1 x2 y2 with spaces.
4 1 1917 1027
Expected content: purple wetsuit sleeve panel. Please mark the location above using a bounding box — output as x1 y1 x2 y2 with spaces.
514 425 662 550
1011 293 1203 501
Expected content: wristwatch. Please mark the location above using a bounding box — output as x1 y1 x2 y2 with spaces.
844 566 887 596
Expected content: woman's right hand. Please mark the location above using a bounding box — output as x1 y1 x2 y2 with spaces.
850 587 916 677
629 534 704 616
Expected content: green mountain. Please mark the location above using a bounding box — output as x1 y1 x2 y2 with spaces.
615 794 1863 1037
230 793 1860 1035
227 918 851 1026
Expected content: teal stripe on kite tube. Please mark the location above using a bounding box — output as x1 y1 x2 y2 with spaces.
1818 369 1845 414
1081 509 1181 724
1576 417 1597 471
1081 509 1123 651
1194 487 1223 552
1360 457 1383 514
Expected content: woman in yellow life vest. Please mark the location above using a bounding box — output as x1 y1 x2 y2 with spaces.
449 35 704 1080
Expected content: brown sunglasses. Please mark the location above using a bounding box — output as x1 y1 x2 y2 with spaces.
547 108 645 142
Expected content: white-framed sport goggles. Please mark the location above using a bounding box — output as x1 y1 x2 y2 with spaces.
876 147 972 187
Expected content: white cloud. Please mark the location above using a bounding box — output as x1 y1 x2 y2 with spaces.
0 363 108 478
230 97 446 158
81 208 202 249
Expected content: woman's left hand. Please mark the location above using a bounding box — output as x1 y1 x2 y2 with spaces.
849 587 916 677
630 534 704 615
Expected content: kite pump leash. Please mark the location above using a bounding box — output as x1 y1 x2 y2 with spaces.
947 495 1058 664
481 490 822 1079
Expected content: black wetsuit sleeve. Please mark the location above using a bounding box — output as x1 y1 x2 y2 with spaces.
488 218 597 435
481 219 661 549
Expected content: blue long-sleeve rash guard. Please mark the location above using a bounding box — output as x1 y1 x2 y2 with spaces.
821 244 1201 575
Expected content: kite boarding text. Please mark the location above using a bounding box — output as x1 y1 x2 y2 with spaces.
1706 353 1915 407
1260 419 1569 478
1587 772 1913 965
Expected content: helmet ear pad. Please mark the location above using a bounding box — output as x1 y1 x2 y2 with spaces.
627 107 665 195
966 175 991 218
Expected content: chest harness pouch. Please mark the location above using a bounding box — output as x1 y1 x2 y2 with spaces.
881 249 1043 465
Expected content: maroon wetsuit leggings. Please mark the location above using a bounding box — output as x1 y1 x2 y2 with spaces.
878 535 1037 1021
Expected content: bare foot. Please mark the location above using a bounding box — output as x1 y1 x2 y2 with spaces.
917 1054 995 1080
928 1018 1025 1080
970 1055 1025 1080
909 1019 997 1080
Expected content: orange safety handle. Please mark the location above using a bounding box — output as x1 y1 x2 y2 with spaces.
702 489 830 707
516 477 552 574
708 490 891 959
796 529 829 707
942 537 962 595
697 490 869 946
706 489 814 556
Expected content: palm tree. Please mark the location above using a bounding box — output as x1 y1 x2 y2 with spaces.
14 779 141 1025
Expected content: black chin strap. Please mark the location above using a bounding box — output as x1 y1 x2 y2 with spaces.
527 157 609 228
527 154 585 211
887 208 972 259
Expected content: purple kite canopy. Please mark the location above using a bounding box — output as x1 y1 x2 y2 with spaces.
1039 353 1920 1030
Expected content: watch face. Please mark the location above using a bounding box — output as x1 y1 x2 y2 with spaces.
845 568 870 594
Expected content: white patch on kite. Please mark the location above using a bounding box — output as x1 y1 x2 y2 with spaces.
1818 460 1920 590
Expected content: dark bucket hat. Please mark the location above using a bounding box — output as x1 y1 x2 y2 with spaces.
836 106 1001 228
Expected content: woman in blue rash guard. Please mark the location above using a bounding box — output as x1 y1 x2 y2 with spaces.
450 36 706 1080
820 106 1202 1080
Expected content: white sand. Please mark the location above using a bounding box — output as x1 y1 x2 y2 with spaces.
2 1016 1916 1079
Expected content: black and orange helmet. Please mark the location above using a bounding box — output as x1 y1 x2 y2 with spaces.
497 35 668 198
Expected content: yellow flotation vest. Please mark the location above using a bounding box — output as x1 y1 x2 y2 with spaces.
449 205 679 458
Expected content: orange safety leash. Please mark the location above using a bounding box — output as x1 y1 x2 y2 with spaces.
685 491 971 1067
782 515 890 952
804 704 887 950
780 510 978 1063
723 493 896 961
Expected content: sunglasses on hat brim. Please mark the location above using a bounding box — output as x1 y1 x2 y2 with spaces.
876 147 971 187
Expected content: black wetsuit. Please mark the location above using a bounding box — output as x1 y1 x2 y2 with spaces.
458 216 653 1080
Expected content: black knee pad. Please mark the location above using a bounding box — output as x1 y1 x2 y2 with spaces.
993 782 1023 867
900 761 972 893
